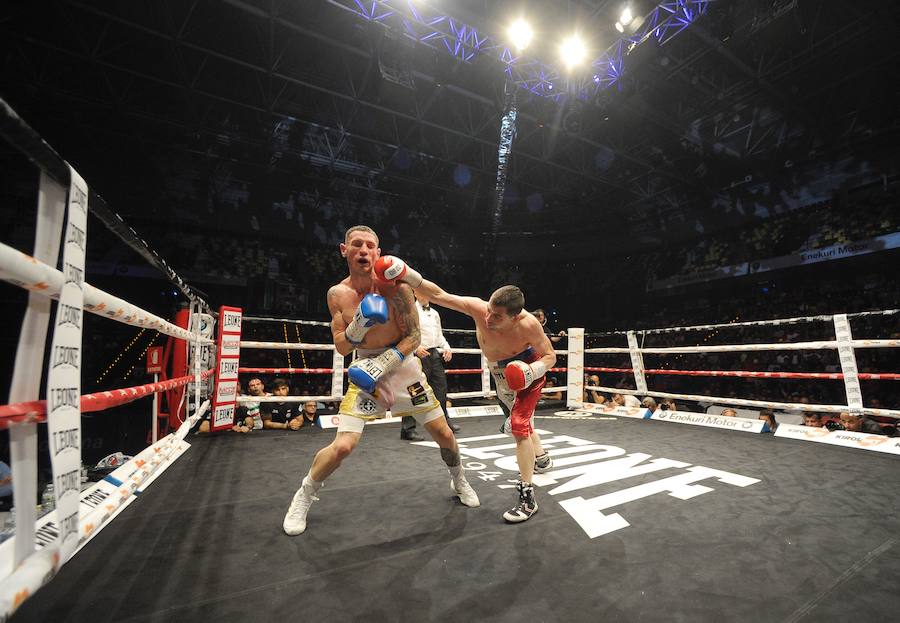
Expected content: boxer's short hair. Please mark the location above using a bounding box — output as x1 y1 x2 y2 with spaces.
344 225 378 244
490 285 525 316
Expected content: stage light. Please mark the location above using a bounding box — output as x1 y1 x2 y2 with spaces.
616 5 636 33
508 18 534 51
559 35 586 69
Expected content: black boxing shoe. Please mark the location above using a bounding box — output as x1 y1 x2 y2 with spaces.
503 481 538 523
534 452 553 474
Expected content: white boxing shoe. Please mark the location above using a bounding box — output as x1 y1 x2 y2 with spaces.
450 478 481 508
283 478 320 536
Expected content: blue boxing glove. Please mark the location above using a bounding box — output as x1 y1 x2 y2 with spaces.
348 347 405 394
344 293 389 345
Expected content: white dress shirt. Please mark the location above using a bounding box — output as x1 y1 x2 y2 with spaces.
416 301 451 351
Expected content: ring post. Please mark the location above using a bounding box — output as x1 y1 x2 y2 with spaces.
211 307 242 432
331 346 344 405
626 331 649 394
833 314 864 413
7 171 67 569
567 328 584 409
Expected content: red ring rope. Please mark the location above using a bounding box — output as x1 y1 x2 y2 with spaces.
0 369 215 425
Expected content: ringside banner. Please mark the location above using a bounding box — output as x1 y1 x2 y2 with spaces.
774 424 900 455
578 403 765 432
578 404 651 419
652 410 765 433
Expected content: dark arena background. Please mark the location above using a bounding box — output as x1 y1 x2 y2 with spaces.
0 1 898 622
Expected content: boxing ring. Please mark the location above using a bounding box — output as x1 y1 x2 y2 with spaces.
2 102 900 622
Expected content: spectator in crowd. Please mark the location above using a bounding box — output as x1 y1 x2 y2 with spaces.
641 397 658 412
262 378 303 430
230 380 255 433
0 461 12 511
838 411 885 435
301 400 319 427
660 398 678 412
758 409 778 432
613 393 641 408
721 408 737 417
543 377 563 401
232 406 252 433
802 412 823 428
532 308 566 344
243 377 267 430
583 374 605 404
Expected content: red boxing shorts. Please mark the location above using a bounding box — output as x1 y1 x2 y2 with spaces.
488 347 546 438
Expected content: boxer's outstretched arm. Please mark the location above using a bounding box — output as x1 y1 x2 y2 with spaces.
415 279 485 319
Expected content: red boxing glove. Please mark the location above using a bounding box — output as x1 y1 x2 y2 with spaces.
374 256 423 288
505 360 547 391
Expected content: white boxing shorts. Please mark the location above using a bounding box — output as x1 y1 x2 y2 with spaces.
337 347 444 434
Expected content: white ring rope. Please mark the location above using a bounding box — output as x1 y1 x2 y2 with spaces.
239 340 335 351
237 395 337 403
585 307 900 337
242 315 330 326
584 339 899 354
583 385 900 418
0 242 211 344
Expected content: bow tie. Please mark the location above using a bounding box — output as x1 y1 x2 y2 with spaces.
422 305 430 311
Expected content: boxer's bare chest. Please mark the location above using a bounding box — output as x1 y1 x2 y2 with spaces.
476 323 530 362
335 282 404 347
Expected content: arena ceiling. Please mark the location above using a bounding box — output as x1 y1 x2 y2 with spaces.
1 0 898 259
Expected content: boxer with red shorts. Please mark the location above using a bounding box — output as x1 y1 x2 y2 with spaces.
375 256 556 524
488 347 546 439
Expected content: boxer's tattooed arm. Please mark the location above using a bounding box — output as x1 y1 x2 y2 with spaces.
392 283 421 356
